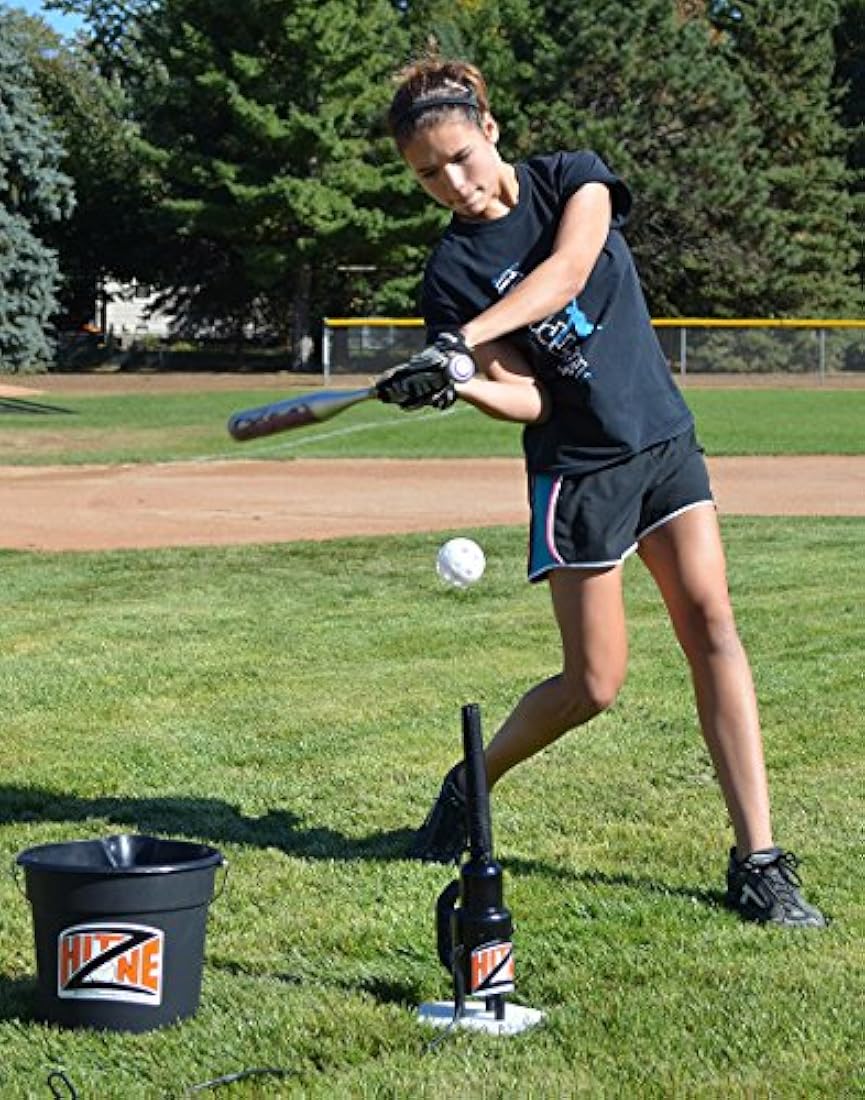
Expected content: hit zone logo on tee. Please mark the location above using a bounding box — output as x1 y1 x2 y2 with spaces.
492 264 598 381
470 940 515 995
58 922 164 1004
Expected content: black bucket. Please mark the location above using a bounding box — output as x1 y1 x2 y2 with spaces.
15 834 225 1033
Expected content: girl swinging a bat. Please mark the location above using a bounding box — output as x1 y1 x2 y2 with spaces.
377 56 826 928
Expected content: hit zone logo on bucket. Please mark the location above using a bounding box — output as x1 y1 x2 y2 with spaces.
57 922 164 1005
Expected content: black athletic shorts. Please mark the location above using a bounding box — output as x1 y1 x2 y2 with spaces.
527 427 714 581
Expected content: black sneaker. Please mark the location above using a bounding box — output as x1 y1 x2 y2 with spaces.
408 766 467 864
726 847 827 928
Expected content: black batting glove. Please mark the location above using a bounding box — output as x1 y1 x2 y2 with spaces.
376 331 475 412
376 361 452 410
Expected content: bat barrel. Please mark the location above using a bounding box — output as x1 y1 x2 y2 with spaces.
227 387 375 441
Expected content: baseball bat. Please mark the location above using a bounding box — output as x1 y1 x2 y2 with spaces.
227 385 377 442
227 353 476 442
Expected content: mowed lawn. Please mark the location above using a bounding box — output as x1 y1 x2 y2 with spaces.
0 385 864 464
0 379 863 1097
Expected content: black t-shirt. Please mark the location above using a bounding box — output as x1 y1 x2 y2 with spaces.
422 150 693 473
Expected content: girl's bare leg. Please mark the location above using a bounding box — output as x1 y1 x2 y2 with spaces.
484 565 629 786
637 505 773 858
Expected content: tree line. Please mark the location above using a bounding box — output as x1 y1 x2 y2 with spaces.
0 0 863 371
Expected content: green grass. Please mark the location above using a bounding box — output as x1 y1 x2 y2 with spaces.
686 389 865 456
1 387 863 464
1 518 864 1097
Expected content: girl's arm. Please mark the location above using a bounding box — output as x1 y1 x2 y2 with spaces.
460 181 612 350
455 339 549 424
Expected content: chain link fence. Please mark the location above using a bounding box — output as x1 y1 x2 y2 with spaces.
322 317 865 383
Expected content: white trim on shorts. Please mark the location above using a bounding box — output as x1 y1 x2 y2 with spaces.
528 542 638 581
528 498 715 582
636 498 715 542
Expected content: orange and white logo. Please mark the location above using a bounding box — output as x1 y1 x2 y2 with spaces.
470 941 515 996
57 923 164 1005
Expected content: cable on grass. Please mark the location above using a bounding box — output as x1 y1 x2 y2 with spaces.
424 948 465 1054
425 1012 460 1054
47 1070 79 1098
185 1066 296 1093
46 1064 298 1097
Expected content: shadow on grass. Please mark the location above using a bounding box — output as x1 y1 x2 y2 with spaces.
212 960 422 1009
1 787 724 912
0 397 76 416
506 855 726 911
0 785 413 863
0 975 38 1024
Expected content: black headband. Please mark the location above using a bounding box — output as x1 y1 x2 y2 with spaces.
393 89 479 130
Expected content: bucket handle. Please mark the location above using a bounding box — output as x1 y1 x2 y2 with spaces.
10 859 26 900
212 858 230 905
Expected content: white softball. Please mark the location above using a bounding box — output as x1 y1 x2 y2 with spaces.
436 537 486 588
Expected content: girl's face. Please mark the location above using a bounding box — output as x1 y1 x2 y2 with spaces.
401 114 512 220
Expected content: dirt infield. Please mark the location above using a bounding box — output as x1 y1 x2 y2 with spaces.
1 372 863 551
0 455 862 552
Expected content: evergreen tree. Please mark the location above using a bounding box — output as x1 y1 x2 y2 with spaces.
111 0 409 355
0 10 73 370
712 1 857 315
834 0 865 308
11 10 163 327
